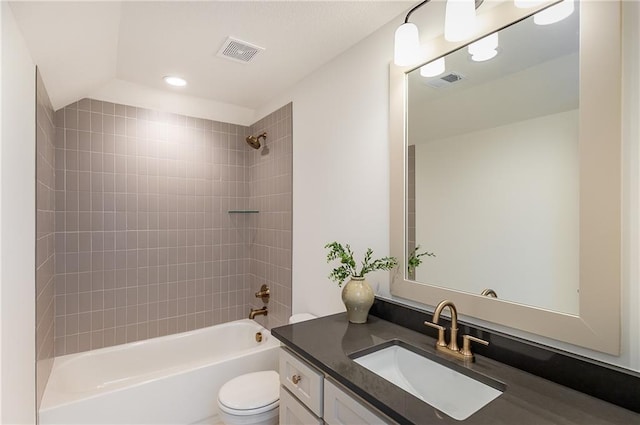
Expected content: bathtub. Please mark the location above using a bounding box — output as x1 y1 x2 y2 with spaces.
40 319 280 424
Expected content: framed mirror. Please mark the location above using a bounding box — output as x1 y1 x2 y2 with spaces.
390 0 622 355
407 5 580 314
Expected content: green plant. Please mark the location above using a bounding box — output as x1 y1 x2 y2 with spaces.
325 241 398 287
407 245 436 275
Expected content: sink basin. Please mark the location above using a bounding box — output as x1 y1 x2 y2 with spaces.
350 341 504 420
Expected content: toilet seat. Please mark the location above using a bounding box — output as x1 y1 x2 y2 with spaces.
218 399 278 416
218 371 279 416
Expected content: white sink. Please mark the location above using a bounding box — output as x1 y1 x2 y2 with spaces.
351 342 504 420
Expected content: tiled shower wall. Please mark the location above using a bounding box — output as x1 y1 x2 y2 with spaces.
248 104 293 328
36 69 56 407
54 98 292 355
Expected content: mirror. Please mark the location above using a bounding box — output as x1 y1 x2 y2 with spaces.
406 6 580 314
390 0 622 355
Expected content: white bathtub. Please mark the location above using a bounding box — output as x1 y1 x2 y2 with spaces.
40 319 280 424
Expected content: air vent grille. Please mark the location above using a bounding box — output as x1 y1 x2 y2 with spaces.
217 37 265 64
425 72 466 89
441 73 464 83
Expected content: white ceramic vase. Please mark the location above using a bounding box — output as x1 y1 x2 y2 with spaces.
341 276 374 324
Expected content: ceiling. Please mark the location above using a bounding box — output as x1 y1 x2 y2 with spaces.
9 1 414 112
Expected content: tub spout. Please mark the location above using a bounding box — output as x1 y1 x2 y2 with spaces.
249 306 268 320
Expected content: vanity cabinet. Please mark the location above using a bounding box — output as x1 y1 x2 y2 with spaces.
278 347 390 425
280 386 323 425
323 380 388 425
279 347 324 417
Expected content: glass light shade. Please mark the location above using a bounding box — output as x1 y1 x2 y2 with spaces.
471 49 498 62
468 32 499 55
445 0 477 42
394 23 421 66
534 0 574 25
468 32 498 61
420 57 446 77
514 0 545 8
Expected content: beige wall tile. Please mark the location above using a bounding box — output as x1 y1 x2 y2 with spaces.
52 99 292 355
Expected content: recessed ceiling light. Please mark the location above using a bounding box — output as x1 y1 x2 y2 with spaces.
163 76 187 87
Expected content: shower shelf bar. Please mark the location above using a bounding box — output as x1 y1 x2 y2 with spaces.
228 210 259 214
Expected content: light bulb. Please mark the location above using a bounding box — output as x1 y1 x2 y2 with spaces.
394 23 421 66
534 0 574 25
445 0 477 42
420 58 446 77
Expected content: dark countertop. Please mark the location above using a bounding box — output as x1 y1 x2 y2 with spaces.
272 313 640 425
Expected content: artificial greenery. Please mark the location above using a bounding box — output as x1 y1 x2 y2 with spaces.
407 245 436 275
325 241 398 287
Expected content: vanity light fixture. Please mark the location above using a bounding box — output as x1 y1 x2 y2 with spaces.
394 0 484 66
444 0 478 42
468 32 499 62
533 0 574 25
420 57 446 77
394 20 422 66
394 0 429 66
163 76 187 87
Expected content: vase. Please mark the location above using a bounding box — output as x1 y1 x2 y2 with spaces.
341 276 374 324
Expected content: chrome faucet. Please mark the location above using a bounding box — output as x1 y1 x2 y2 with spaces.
249 306 268 319
424 299 488 362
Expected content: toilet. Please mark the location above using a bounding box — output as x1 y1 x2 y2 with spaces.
217 313 317 425
218 370 279 425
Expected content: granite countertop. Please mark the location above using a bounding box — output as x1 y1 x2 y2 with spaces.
271 313 640 425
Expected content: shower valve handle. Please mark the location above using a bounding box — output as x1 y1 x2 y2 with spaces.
255 284 270 303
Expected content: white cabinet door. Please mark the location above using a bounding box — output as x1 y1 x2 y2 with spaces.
280 348 324 417
323 380 389 425
280 386 324 425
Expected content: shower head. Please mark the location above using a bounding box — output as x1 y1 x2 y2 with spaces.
246 132 267 149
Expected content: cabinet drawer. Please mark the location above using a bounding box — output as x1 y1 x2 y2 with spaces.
279 348 324 417
324 380 388 425
280 386 323 425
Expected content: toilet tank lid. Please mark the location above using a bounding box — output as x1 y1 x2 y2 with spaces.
218 371 279 412
289 313 316 323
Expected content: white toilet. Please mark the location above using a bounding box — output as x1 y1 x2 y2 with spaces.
217 314 316 425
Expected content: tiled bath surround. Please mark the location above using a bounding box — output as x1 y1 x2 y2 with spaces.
36 69 56 408
248 104 293 328
53 99 292 355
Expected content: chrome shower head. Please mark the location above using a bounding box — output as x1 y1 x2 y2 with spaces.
246 132 267 149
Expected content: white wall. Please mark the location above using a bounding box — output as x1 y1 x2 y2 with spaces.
414 110 580 314
256 11 399 318
0 2 37 423
257 3 640 372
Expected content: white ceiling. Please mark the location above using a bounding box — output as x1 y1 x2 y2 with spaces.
9 1 414 112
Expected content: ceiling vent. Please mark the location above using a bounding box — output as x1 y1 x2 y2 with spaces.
425 72 466 89
217 37 265 64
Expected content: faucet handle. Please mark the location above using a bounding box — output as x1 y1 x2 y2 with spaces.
460 335 489 359
424 321 447 347
255 284 270 303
